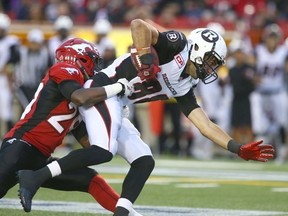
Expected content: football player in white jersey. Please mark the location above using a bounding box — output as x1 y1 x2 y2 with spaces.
251 23 288 163
18 19 275 216
0 13 20 139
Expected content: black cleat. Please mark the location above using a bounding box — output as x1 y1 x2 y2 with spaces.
17 170 41 212
18 188 33 212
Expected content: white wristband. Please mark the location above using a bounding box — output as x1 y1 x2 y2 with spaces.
104 83 122 98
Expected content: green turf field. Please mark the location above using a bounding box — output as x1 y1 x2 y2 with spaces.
1 156 288 216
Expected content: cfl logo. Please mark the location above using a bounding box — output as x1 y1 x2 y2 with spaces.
201 29 219 42
174 54 184 68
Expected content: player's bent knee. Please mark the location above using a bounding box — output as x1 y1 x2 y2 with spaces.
89 145 113 163
58 146 113 171
131 155 155 174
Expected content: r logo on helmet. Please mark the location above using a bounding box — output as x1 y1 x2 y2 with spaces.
201 29 219 43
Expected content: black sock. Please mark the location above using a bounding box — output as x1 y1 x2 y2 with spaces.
35 166 52 186
113 206 129 216
121 156 155 202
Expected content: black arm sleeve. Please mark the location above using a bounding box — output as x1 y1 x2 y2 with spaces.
175 88 200 117
58 80 82 100
71 121 87 143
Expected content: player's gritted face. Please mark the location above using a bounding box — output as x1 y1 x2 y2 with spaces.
186 54 220 79
202 54 220 74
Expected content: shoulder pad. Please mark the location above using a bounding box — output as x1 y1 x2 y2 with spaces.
49 62 84 85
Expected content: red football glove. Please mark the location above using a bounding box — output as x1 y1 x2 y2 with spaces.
132 53 161 81
238 140 275 162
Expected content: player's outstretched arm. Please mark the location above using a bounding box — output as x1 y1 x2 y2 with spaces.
70 79 133 107
188 107 275 162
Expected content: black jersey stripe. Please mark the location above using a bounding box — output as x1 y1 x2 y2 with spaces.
93 101 112 144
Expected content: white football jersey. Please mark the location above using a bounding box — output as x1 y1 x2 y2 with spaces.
255 44 288 92
102 50 199 106
0 35 19 70
89 30 201 116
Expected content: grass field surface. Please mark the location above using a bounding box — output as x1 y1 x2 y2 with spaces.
1 156 288 216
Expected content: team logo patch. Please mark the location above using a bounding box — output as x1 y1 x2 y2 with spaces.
201 29 219 43
174 54 184 68
61 67 79 75
166 31 179 42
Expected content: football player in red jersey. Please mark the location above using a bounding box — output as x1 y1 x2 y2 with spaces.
0 38 139 215
18 20 275 216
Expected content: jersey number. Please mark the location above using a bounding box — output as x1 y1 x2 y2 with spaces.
47 102 78 133
262 65 281 76
128 80 168 102
21 83 78 134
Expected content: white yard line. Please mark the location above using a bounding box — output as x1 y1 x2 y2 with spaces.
94 165 288 182
0 198 287 216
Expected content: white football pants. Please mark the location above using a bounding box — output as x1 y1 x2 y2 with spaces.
79 96 152 164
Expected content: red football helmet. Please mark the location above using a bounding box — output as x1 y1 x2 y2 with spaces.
55 38 102 78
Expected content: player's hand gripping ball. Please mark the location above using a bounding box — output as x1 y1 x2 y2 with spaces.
130 45 161 81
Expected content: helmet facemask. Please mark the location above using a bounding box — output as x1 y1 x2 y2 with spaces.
77 51 103 79
87 51 103 72
193 50 224 84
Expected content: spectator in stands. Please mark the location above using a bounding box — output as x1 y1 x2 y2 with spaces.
17 1 45 24
109 0 154 24
91 0 111 21
45 0 74 22
16 0 33 20
154 2 182 28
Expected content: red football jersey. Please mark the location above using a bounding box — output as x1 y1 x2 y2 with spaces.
5 62 85 157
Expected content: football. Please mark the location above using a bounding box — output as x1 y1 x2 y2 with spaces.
130 44 161 80
130 45 159 69
149 45 159 66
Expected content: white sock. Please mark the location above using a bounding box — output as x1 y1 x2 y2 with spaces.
116 198 132 211
47 161 62 177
